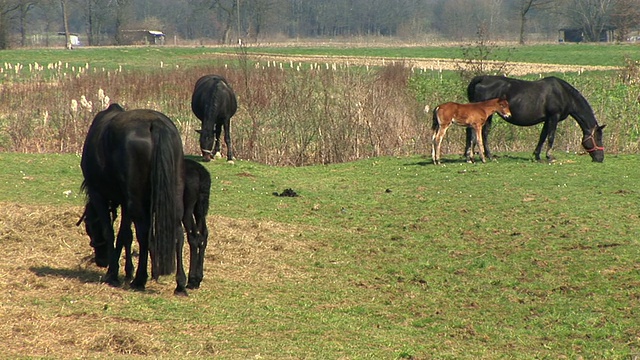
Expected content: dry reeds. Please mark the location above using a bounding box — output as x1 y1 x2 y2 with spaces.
0 59 430 165
1 57 635 164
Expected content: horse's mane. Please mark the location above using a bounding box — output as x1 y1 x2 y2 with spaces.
551 77 598 125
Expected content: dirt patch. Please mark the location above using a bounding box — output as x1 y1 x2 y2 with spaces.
0 202 313 358
223 52 619 76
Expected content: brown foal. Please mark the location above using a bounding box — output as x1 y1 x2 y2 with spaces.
431 97 511 165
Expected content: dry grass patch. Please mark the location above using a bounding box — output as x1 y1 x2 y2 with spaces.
0 202 314 358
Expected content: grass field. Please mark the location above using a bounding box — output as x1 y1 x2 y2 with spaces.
1 151 639 359
1 42 638 71
1 43 639 358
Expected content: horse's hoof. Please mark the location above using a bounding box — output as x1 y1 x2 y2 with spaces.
174 288 189 297
187 281 201 290
129 279 146 291
102 274 121 287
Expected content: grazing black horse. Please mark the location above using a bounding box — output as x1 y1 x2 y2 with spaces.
191 75 237 162
182 158 211 289
467 75 605 162
79 157 211 290
80 103 187 295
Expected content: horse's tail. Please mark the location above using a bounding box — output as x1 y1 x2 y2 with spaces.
431 106 440 131
149 121 181 277
466 75 485 102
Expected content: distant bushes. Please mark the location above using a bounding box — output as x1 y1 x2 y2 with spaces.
0 59 637 165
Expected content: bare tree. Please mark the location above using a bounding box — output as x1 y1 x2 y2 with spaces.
245 0 281 41
17 0 35 46
565 0 616 42
208 0 237 44
0 0 21 49
516 0 553 44
60 0 72 48
609 0 640 41
113 0 132 45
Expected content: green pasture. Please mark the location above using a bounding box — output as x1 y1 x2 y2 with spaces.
1 152 639 358
1 43 639 358
1 42 639 72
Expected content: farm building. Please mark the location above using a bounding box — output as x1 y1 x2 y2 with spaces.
119 30 166 45
57 32 81 47
558 26 616 43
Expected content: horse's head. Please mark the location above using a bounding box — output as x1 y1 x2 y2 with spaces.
582 125 606 162
496 97 512 120
195 129 214 162
80 204 111 267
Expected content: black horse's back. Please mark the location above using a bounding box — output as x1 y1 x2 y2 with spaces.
80 104 187 293
466 75 605 162
191 75 237 162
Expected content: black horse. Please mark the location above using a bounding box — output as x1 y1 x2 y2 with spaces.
182 158 211 289
79 157 211 291
80 103 188 295
466 75 605 162
191 75 237 162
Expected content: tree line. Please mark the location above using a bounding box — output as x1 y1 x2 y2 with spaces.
0 0 639 49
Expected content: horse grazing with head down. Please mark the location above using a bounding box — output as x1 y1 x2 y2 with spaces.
181 158 211 289
431 97 511 165
467 75 605 162
80 103 188 295
191 75 237 162
79 157 212 291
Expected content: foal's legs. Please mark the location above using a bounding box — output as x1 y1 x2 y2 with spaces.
473 125 486 163
174 222 188 296
465 117 493 162
432 123 450 165
190 208 209 289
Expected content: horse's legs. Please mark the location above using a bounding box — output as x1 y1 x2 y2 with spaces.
223 118 233 161
464 127 473 162
534 121 551 161
184 219 207 289
195 222 208 287
433 124 449 165
184 214 198 289
431 127 439 164
213 121 223 159
104 211 132 286
174 222 188 296
130 219 150 291
465 116 492 162
480 117 493 160
474 125 486 163
544 117 560 161
117 213 135 280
